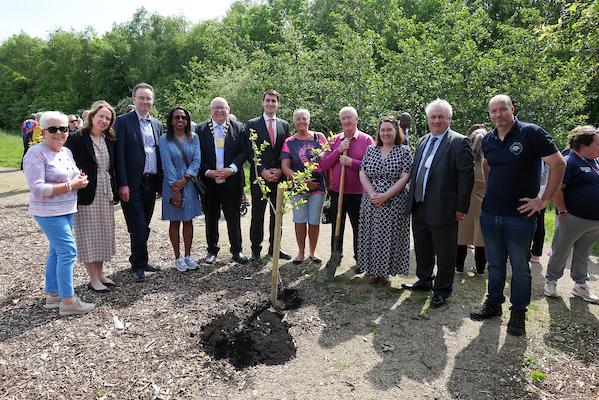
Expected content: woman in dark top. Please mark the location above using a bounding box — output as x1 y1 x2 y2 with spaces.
66 100 118 292
281 108 328 264
544 125 599 303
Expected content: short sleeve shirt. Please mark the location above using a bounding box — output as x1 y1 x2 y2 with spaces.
281 133 328 194
562 153 599 221
482 119 558 216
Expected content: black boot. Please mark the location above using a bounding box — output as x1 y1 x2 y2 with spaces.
507 309 526 336
470 298 502 321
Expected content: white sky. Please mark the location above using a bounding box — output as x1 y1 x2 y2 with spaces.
0 0 237 41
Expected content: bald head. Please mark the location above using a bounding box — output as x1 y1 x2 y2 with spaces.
489 94 513 109
210 97 230 124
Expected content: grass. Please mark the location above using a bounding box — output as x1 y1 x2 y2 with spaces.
544 204 599 256
0 129 22 169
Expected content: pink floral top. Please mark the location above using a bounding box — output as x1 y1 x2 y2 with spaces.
23 143 80 217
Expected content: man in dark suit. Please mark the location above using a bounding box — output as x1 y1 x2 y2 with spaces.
403 98 474 308
114 83 163 282
197 97 251 264
246 90 292 264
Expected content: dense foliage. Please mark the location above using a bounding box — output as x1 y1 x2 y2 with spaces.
0 0 596 146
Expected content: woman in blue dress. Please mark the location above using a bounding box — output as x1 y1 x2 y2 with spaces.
159 107 203 272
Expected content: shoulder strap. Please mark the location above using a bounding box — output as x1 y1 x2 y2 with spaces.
172 137 191 168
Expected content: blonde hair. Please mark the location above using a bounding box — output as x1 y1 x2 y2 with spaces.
81 100 117 140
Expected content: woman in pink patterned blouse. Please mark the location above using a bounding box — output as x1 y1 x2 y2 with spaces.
23 111 94 316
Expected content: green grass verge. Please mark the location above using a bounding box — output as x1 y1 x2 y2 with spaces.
0 129 22 169
544 204 599 256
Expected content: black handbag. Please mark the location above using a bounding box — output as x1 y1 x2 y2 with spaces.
321 194 334 224
172 136 207 197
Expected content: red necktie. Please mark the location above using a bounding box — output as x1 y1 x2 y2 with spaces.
268 118 275 147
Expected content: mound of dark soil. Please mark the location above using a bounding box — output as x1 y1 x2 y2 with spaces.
279 288 303 310
200 308 296 369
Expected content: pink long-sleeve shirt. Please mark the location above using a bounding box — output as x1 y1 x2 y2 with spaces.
320 130 374 194
23 143 79 217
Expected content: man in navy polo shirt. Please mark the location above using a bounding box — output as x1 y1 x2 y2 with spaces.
470 94 566 336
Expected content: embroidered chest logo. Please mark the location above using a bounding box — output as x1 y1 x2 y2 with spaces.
509 142 523 155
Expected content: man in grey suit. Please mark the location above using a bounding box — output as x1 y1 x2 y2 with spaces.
402 98 474 308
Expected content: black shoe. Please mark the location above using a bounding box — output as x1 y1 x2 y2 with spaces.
431 293 446 309
507 309 526 336
355 265 364 274
144 263 161 272
401 280 432 291
268 249 292 260
88 283 111 293
132 270 145 283
232 252 249 264
470 299 502 321
203 253 217 264
250 251 262 264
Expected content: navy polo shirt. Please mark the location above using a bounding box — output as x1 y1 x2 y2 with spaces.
482 119 558 216
562 153 599 221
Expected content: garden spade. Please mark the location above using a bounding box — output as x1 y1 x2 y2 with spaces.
324 150 347 281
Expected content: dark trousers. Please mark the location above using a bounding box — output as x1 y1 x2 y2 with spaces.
530 208 546 257
412 202 458 298
203 184 242 255
329 191 361 259
456 245 487 273
250 181 280 254
121 174 157 272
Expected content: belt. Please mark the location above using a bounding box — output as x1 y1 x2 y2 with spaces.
143 173 158 179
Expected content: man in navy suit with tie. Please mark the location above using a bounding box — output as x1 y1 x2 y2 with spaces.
196 97 251 264
247 90 292 264
114 83 163 282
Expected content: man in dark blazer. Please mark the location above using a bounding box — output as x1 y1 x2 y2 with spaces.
197 97 251 264
403 98 474 308
114 83 163 282
246 90 291 264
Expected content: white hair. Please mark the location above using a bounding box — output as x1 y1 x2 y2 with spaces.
425 98 453 118
39 111 68 129
488 94 513 109
339 106 358 119
293 108 310 121
210 97 230 110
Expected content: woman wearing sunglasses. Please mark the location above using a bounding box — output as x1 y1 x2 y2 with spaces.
23 111 95 316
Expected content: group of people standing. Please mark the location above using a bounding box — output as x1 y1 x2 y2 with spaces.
23 84 598 339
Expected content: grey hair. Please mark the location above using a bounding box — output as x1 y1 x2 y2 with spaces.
293 108 310 121
488 94 513 109
425 98 453 118
210 97 230 110
339 106 358 119
39 111 68 129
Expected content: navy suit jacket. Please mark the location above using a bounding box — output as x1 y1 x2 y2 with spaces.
196 119 250 194
246 115 290 183
114 111 163 193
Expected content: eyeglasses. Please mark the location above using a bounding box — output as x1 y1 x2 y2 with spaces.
69 120 78 123
46 126 69 133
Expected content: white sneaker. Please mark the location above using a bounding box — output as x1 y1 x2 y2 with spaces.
544 280 558 297
572 284 599 304
184 256 199 270
44 295 62 309
174 258 188 272
59 297 95 316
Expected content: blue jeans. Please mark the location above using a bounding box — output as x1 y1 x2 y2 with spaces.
34 214 76 298
480 211 537 311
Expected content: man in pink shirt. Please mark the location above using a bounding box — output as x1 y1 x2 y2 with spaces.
321 106 374 271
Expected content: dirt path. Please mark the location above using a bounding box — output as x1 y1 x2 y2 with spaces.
0 168 597 399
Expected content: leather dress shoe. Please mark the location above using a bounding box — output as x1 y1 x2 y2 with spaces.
232 252 249 264
250 251 263 264
144 263 161 272
431 294 446 309
132 270 145 283
401 281 432 291
204 253 217 264
269 249 292 260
